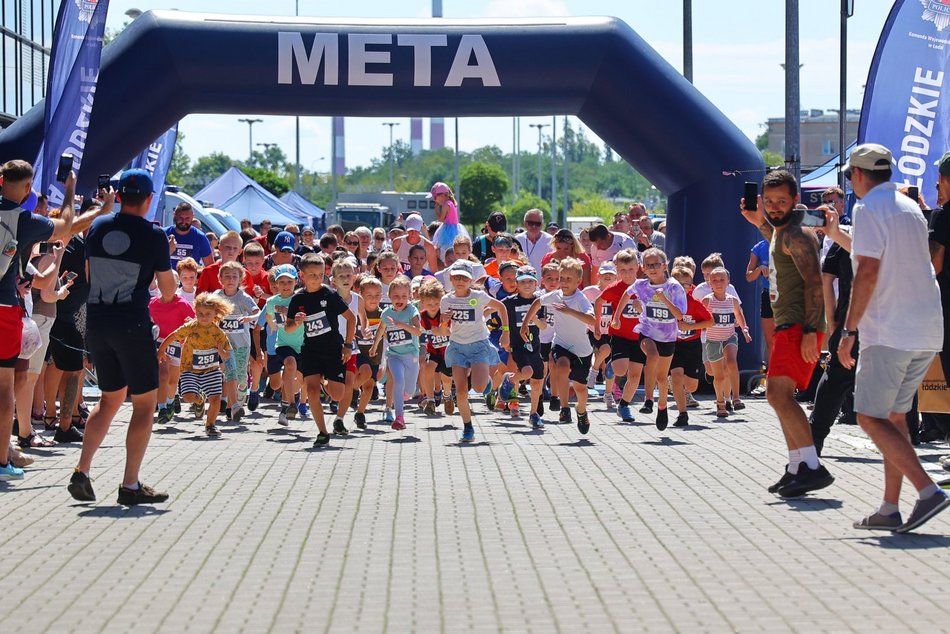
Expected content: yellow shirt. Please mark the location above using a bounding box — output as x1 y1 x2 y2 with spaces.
170 322 232 373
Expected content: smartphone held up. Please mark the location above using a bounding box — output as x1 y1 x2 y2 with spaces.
56 154 73 183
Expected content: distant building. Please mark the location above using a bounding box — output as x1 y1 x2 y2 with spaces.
1 2 56 128
765 109 860 172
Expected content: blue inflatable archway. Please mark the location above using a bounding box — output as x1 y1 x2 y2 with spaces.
0 11 766 367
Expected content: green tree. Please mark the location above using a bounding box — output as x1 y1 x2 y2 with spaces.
506 193 551 226
184 152 237 192
459 162 509 228
761 150 784 170
755 130 769 151
241 167 291 197
165 132 190 186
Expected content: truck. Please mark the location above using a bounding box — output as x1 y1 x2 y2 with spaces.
333 191 436 229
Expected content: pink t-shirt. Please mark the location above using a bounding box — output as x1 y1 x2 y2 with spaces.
149 295 196 339
442 199 459 224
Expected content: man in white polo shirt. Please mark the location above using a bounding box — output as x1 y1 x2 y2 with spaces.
588 223 634 284
515 208 552 272
838 143 949 534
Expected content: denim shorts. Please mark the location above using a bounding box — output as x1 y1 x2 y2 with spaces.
445 338 500 369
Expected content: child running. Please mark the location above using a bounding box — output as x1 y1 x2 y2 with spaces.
328 258 365 435
501 265 548 428
353 276 384 429
522 258 596 434
583 261 618 406
418 278 454 416
214 261 260 423
702 266 752 417
149 275 195 424
369 275 422 431
670 266 713 427
264 264 304 427
158 293 233 437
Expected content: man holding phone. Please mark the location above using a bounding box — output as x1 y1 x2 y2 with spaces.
166 202 213 267
740 170 833 499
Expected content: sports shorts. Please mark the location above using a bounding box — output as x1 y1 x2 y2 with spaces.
704 334 738 363
49 318 85 372
768 324 825 391
551 344 593 384
299 348 345 382
86 320 159 395
267 346 299 376
854 346 934 419
671 338 703 379
610 335 646 365
511 344 545 380
179 369 224 398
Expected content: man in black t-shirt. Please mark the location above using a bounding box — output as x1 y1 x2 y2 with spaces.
926 152 950 441
68 169 178 506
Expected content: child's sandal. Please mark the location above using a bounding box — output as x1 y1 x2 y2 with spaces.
716 401 729 418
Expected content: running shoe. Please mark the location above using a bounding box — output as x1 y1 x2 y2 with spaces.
604 391 616 410
173 395 182 414
354 412 367 429
895 491 950 534
231 406 245 424
530 413 545 430
272 389 282 403
537 398 544 417
549 396 561 412
434 390 444 406
277 404 290 426
286 403 298 420
424 400 437 416
297 403 309 419
384 409 395 423
577 411 590 435
486 391 498 411
656 408 668 431
155 407 172 425
247 392 260 412
190 402 203 420
392 416 406 431
685 392 700 409
559 408 572 425
117 482 169 506
518 383 529 397
54 425 84 444
618 404 634 423
673 412 689 428
460 424 475 443
853 511 902 531
313 432 331 446
499 373 515 401
223 407 234 423
639 400 654 415
0 462 25 481
604 362 614 380
333 418 349 435
508 401 520 417
777 464 835 498
586 368 598 390
205 424 221 438
67 469 94 501
767 465 795 494
494 393 508 412
444 398 455 416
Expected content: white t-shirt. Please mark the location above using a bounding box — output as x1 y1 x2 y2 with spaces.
851 181 942 351
441 289 494 345
516 232 553 272
590 232 635 269
434 261 486 287
540 289 594 357
693 281 741 304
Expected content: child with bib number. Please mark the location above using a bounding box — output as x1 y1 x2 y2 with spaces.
369 275 422 431
214 261 260 424
149 275 195 425
701 267 751 418
157 293 233 437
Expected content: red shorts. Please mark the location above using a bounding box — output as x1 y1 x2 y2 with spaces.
767 324 824 391
0 305 24 365
346 353 357 375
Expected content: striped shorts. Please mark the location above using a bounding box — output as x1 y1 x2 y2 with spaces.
178 369 223 397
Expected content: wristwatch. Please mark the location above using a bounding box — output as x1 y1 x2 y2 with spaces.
841 329 858 338
802 325 818 334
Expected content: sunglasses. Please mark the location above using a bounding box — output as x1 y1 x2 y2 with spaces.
555 236 573 244
643 262 665 270
346 241 359 246
525 220 542 227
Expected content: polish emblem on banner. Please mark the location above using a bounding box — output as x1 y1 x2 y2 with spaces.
922 0 950 32
74 0 99 24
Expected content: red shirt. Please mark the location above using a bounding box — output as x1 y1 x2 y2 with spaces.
196 261 256 296
598 279 640 340
246 268 272 308
420 309 449 356
678 292 712 342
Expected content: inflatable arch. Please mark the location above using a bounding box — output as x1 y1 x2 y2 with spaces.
0 11 766 366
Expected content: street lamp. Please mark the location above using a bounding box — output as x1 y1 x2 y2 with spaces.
238 118 263 160
382 122 400 191
529 123 550 199
125 9 143 19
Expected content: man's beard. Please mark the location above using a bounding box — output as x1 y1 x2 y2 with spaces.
766 208 795 228
175 222 191 232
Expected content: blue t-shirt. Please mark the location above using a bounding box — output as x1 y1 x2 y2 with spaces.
751 240 769 290
380 304 420 356
166 225 212 265
0 199 54 306
87 211 172 325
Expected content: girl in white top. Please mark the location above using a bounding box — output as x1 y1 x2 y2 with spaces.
701 267 751 417
330 259 367 433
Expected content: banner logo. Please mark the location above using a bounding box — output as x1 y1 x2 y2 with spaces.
75 0 99 24
921 0 950 32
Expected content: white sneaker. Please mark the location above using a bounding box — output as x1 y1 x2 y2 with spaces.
604 391 616 410
686 392 700 409
587 369 598 389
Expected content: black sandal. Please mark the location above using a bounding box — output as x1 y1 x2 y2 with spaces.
18 432 55 449
71 415 86 430
43 415 59 431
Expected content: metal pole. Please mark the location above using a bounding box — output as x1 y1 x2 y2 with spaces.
382 122 400 190
529 123 549 199
785 0 801 183
331 118 338 211
512 118 517 202
238 118 263 161
454 118 460 205
295 1 300 192
683 0 693 83
838 0 850 194
515 117 520 195
563 119 569 221
551 116 557 226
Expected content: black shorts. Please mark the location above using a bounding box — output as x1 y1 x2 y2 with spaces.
511 344 545 380
49 319 85 372
671 338 703 379
760 288 774 319
588 331 611 351
0 354 16 368
426 350 451 377
299 349 345 382
641 336 676 358
250 330 267 361
610 336 646 365
551 344 593 384
86 321 158 395
539 341 552 359
267 346 298 376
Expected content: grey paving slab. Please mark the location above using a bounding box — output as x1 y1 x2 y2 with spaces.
2 393 949 633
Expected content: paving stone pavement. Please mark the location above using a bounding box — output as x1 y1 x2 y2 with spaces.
2 393 950 633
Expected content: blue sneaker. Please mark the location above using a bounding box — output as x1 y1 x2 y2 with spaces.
384 408 395 423
461 425 475 443
297 403 309 418
530 413 545 430
618 404 634 423
604 362 615 380
0 462 25 481
499 373 515 401
247 391 260 412
481 380 493 398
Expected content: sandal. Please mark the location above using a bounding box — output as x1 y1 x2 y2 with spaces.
71 415 86 430
716 401 729 418
732 399 746 411
43 415 59 431
17 432 55 449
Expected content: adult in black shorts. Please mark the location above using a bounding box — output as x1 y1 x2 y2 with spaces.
68 170 177 506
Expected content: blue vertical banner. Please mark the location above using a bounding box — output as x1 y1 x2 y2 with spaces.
130 123 178 220
859 0 950 197
34 0 110 205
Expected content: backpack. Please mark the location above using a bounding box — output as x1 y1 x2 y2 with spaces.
0 206 22 278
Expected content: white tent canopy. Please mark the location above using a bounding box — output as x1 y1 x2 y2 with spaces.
218 186 305 226
195 166 262 205
280 190 325 218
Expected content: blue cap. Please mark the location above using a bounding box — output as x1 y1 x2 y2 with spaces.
516 265 538 282
118 169 153 195
273 263 298 280
273 231 296 252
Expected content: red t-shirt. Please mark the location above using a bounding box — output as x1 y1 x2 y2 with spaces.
598 279 640 340
196 261 256 296
678 292 712 342
420 309 449 356
246 268 272 308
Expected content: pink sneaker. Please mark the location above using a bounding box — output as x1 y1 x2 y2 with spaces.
612 382 623 401
392 415 406 431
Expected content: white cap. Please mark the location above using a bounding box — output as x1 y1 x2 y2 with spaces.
405 214 424 233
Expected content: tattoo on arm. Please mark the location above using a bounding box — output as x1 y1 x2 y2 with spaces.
757 221 774 241
783 227 824 329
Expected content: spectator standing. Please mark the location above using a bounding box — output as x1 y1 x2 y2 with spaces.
588 224 635 283
515 208 552 272
166 202 213 267
473 212 507 263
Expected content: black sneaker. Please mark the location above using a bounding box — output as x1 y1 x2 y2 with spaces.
206 424 221 438
354 412 367 429
656 408 668 431
117 482 169 506
173 395 182 414
247 392 260 412
768 465 795 494
673 412 689 427
54 425 84 444
223 407 233 423
725 400 734 412
68 470 96 502
639 400 654 414
333 419 349 435
313 432 331 446
777 464 835 498
559 407 571 424
577 411 590 435
263 385 275 400
537 398 544 417
550 396 561 412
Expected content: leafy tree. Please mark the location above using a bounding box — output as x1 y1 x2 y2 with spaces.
459 162 509 228
505 193 551 225
184 152 237 192
166 133 190 186
761 150 784 170
241 167 291 197
755 130 769 151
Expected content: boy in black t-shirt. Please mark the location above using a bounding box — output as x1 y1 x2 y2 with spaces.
285 254 356 446
500 266 547 428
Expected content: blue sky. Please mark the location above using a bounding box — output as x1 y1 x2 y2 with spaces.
106 0 895 172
